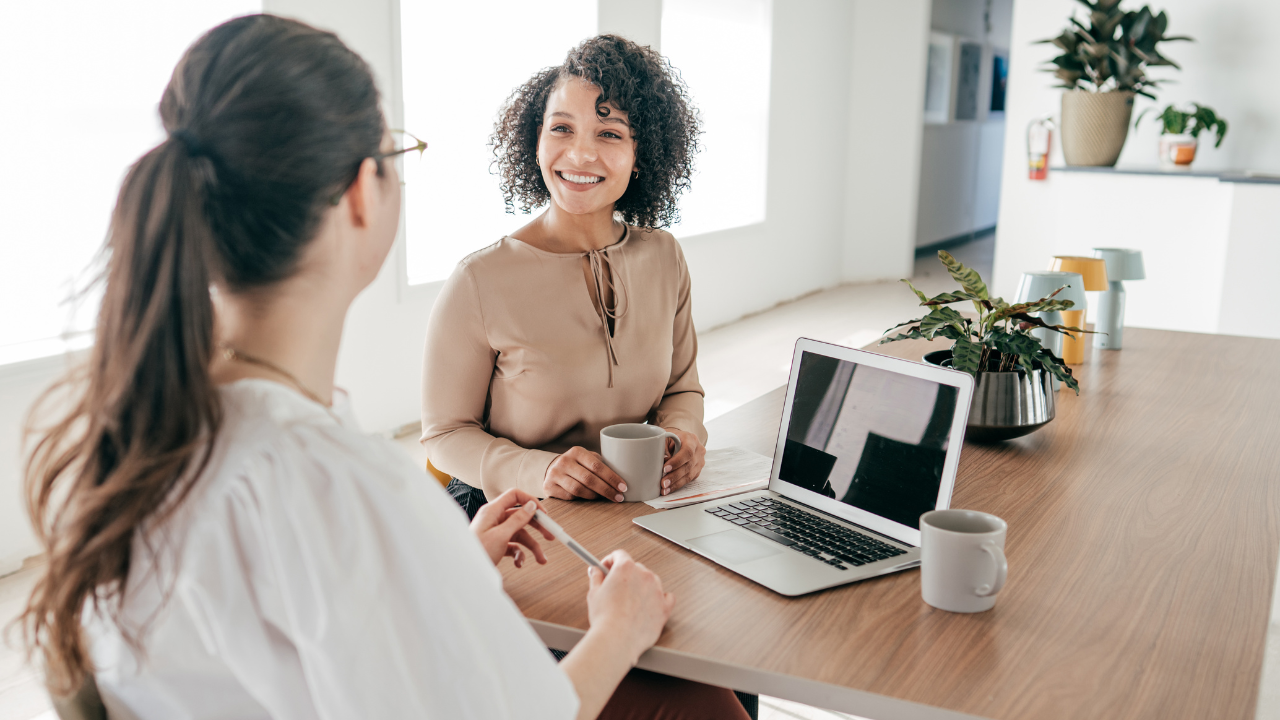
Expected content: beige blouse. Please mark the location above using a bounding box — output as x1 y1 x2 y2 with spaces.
420 226 706 499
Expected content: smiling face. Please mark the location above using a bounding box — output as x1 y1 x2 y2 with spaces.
537 77 637 217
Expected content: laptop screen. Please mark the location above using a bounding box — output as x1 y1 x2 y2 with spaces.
777 350 960 530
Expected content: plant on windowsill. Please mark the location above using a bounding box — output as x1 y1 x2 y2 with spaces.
1135 103 1228 168
880 251 1090 442
1037 0 1192 167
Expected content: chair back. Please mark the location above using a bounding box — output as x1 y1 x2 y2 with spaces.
425 459 451 487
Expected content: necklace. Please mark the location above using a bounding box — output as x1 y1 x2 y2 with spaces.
219 344 333 410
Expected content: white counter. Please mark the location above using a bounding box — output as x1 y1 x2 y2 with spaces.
992 166 1280 339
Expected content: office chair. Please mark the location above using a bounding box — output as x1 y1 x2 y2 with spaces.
426 458 451 487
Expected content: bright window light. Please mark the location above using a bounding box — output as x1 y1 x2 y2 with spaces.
0 1 261 366
661 0 772 238
400 0 597 285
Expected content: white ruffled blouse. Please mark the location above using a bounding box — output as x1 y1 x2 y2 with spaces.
86 379 578 720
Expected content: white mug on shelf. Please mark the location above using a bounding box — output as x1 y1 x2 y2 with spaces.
920 509 1008 613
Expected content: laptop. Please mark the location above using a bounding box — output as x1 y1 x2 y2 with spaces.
635 338 975 596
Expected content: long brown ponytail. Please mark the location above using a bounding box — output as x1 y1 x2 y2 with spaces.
17 14 385 693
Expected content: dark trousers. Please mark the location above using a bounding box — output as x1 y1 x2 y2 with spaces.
445 478 488 520
443 478 759 720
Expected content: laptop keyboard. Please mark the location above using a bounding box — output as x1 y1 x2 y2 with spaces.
706 497 908 571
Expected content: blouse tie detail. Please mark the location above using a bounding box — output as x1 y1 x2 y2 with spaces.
586 247 629 388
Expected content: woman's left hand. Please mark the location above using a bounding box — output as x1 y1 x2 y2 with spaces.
470 489 556 568
660 428 706 496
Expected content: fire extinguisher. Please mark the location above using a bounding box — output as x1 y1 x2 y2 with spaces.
1027 116 1055 180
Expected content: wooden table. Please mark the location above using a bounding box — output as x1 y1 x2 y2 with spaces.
500 328 1280 719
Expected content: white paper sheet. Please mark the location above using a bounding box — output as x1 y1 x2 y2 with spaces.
645 447 772 509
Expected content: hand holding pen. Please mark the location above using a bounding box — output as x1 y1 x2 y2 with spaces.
470 489 555 569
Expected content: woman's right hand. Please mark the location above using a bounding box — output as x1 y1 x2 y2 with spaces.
543 447 628 502
586 550 675 665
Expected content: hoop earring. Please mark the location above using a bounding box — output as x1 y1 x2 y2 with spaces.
536 156 541 167
632 169 639 178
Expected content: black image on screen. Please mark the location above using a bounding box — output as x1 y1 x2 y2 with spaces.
777 352 958 529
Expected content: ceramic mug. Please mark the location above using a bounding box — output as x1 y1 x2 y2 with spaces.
920 509 1008 613
600 424 682 502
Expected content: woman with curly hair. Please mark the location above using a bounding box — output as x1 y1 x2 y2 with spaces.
421 35 710 513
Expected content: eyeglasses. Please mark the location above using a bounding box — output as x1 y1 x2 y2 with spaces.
376 129 428 162
329 130 426 205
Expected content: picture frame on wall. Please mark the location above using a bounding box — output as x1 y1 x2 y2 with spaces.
954 41 982 121
923 32 954 124
990 50 1008 114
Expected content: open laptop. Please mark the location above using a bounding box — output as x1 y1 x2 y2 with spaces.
635 338 975 596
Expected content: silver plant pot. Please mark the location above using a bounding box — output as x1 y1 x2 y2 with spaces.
924 351 1056 443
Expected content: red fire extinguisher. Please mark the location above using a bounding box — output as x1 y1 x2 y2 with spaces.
1027 117 1055 180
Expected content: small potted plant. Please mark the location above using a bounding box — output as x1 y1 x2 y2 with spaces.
1136 103 1228 168
882 251 1088 442
1038 0 1191 167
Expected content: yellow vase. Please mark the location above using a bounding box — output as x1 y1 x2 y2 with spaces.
1048 257 1108 365
1059 309 1087 364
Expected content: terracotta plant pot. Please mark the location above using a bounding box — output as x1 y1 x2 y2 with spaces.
1061 90 1135 167
1159 133 1198 167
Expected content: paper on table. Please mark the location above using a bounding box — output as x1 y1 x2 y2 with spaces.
645 447 772 509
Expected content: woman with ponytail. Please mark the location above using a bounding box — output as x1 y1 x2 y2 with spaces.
18 14 747 720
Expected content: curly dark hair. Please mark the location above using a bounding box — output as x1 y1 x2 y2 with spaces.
491 34 701 229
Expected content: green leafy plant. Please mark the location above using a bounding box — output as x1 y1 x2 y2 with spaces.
1038 0 1191 99
1135 103 1228 147
880 251 1087 394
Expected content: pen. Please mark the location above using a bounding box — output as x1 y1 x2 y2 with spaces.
534 509 609 576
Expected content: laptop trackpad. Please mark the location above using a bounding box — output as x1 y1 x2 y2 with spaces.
688 530 785 564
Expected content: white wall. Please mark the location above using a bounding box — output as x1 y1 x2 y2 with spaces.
1115 0 1280 173
993 0 1280 300
0 358 79 573
683 0 852 325
843 0 931 280
915 0 1012 248
0 0 933 571
599 0 661 48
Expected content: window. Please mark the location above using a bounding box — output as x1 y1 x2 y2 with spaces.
661 0 772 238
0 1 261 366
400 0 597 285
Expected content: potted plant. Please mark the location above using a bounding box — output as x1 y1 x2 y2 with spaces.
1136 103 1228 168
1039 0 1191 167
881 251 1087 442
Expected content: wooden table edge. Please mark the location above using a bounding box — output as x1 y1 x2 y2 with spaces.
531 620 987 720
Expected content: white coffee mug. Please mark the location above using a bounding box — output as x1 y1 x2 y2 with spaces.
920 509 1008 613
600 424 682 502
